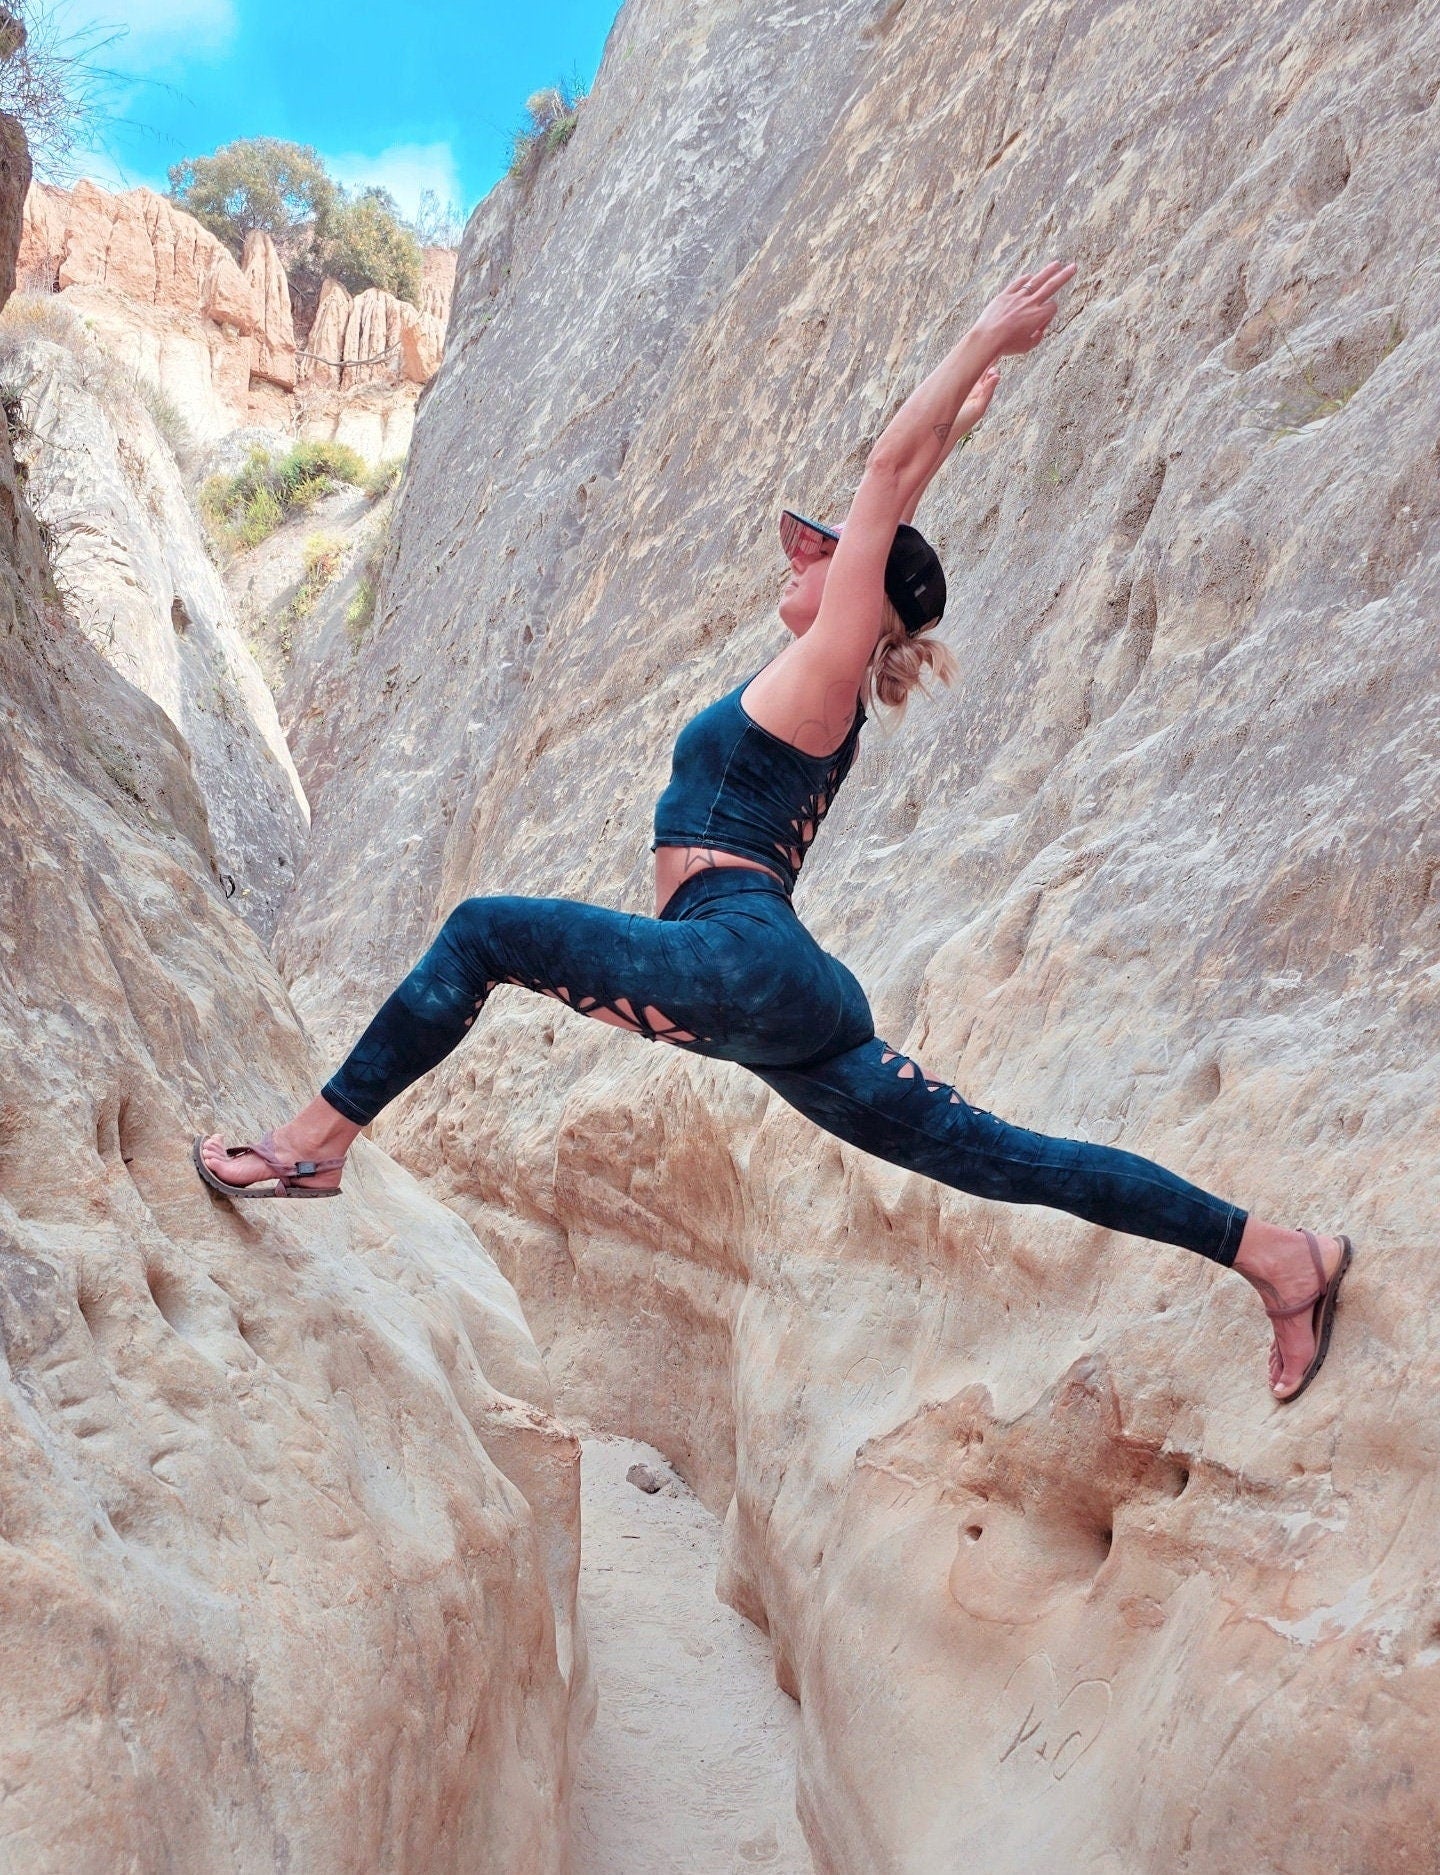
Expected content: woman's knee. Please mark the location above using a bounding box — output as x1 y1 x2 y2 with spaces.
414 896 505 1002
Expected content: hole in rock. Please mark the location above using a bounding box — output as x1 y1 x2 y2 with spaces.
144 1262 207 1344
75 1270 127 1360
75 1277 103 1340
95 1103 118 1162
964 1523 984 1542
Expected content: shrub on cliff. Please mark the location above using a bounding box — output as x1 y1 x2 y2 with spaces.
0 292 201 477
360 456 403 500
199 439 367 554
509 82 585 182
0 1 121 180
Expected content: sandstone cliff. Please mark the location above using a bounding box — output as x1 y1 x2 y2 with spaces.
17 180 455 457
0 314 308 935
275 0 1440 1867
0 128 586 1873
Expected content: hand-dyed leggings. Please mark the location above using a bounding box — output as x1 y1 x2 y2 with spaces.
323 867 1246 1265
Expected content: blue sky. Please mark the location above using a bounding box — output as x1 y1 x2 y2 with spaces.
53 0 623 223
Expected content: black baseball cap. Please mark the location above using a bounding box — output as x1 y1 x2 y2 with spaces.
779 509 947 635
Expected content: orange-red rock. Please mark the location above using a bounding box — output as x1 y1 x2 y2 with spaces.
241 227 296 389
20 179 258 330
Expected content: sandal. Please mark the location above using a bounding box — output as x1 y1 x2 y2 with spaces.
192 1131 345 1200
1262 1230 1354 1403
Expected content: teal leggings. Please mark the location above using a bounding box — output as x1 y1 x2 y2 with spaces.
323 868 1246 1265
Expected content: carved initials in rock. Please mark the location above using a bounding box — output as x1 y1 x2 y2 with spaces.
996 1653 1112 1782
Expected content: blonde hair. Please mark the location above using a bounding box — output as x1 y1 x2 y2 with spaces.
862 600 958 721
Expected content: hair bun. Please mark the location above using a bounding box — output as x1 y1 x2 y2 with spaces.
865 602 957 718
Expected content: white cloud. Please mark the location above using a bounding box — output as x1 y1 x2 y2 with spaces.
55 0 237 65
72 144 151 192
324 141 464 220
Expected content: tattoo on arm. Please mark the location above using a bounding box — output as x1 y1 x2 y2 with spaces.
932 421 952 443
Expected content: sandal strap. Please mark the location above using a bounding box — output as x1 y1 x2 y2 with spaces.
229 1129 346 1179
1261 1230 1333 1319
1301 1228 1327 1286
1264 1293 1324 1320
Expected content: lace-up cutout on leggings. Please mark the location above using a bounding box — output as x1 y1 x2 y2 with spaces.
322 676 1248 1266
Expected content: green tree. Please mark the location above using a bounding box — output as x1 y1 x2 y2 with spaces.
319 187 422 305
167 137 335 262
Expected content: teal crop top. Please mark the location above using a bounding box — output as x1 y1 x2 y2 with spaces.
651 672 866 893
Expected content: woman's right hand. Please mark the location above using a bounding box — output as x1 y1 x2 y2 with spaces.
976 262 1076 356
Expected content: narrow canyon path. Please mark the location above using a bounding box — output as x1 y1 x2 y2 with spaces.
570 1436 813 1875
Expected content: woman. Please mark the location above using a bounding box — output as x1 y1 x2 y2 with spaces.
197 262 1352 1404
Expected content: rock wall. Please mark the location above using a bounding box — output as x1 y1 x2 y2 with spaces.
17 181 455 456
276 0 1440 1866
0 130 587 1875
0 320 308 935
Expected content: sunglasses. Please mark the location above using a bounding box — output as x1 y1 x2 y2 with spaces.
779 508 840 567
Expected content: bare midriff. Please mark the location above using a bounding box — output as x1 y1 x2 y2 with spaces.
653 845 784 916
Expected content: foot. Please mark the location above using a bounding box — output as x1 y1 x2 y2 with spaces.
198 1098 360 1194
1233 1222 1348 1400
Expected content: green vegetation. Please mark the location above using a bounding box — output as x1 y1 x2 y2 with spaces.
168 138 426 304
199 440 367 554
361 456 403 500
167 137 335 260
321 186 421 304
273 532 346 650
0 377 28 449
509 82 585 182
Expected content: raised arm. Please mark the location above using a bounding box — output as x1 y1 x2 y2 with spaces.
870 260 1076 527
746 263 1075 750
899 363 1000 524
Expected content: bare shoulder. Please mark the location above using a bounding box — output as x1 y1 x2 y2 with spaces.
739 641 861 757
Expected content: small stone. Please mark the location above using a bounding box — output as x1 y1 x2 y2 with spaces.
625 1462 665 1494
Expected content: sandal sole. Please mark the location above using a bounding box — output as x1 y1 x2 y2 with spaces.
1277 1235 1353 1405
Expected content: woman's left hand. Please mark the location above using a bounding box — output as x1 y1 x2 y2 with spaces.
957 364 1001 430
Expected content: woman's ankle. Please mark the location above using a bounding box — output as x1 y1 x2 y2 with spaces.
1234 1219 1302 1284
276 1098 362 1160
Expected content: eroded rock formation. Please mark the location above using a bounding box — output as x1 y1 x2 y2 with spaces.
274 0 1440 1866
0 126 586 1873
16 181 456 455
242 227 297 390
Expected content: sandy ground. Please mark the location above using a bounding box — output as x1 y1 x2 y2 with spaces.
570 1435 814 1875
